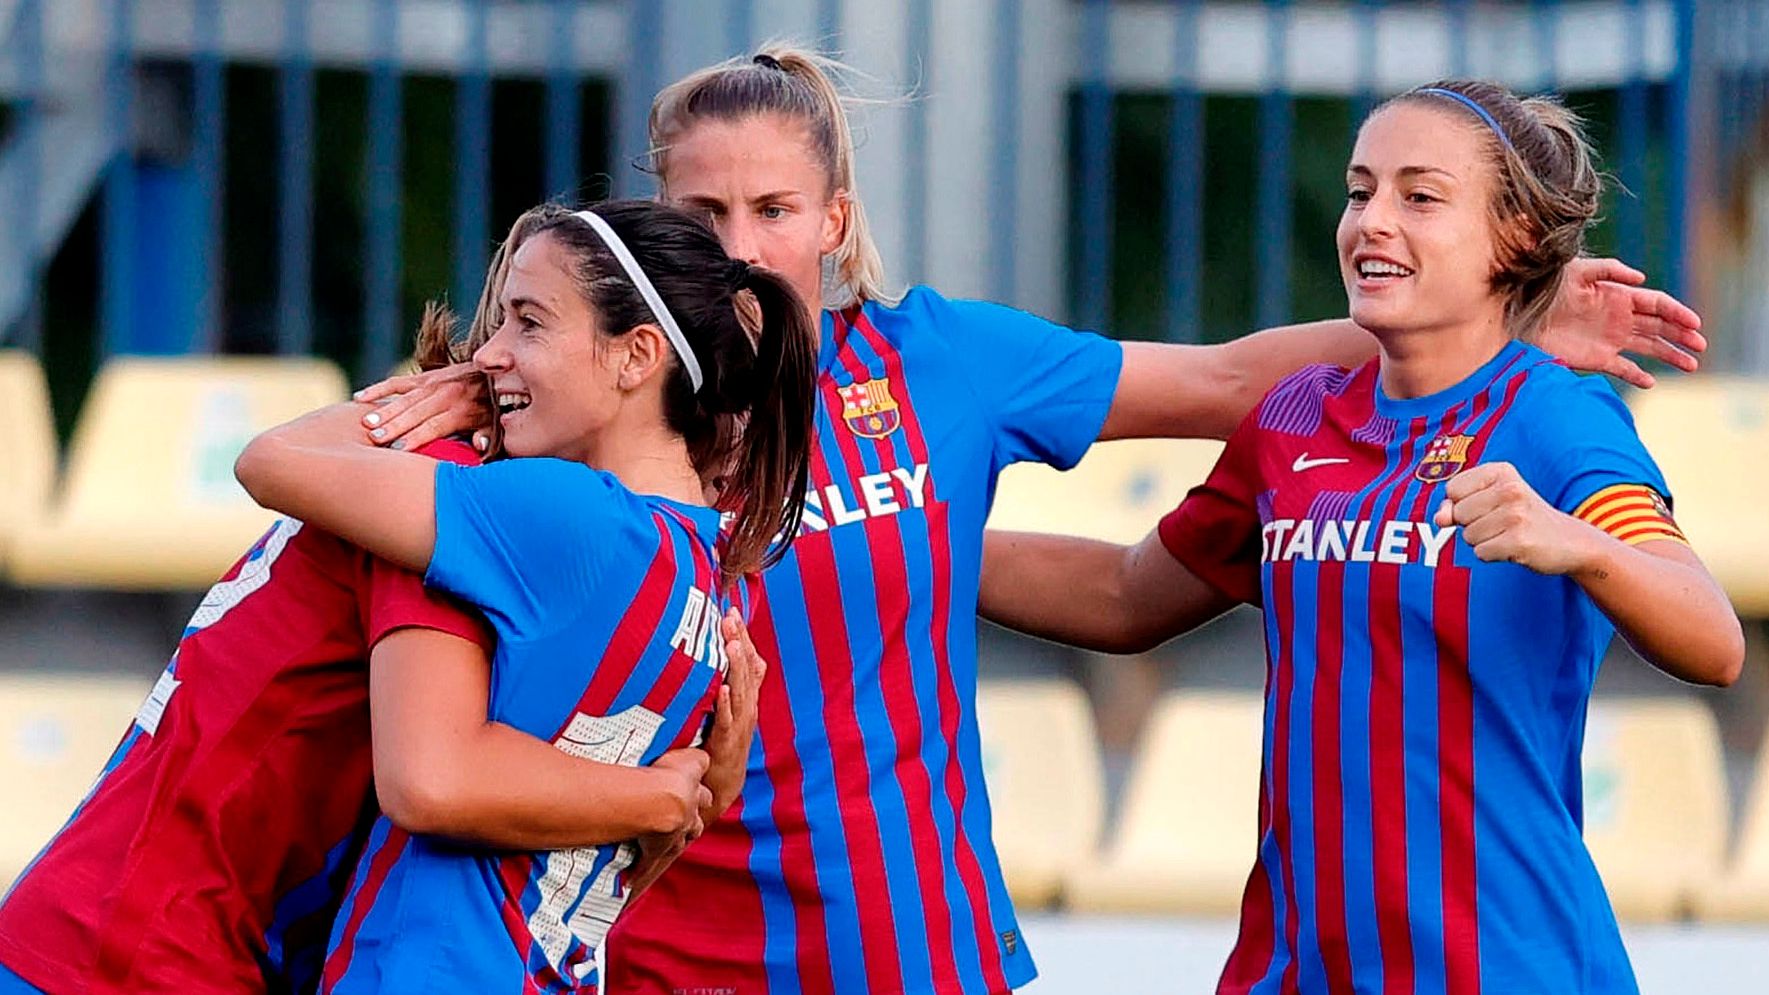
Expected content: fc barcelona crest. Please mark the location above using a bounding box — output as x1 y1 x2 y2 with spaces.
1416 434 1474 482
839 378 901 438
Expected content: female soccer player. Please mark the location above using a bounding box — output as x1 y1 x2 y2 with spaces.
232 198 817 994
359 50 1707 995
0 300 760 993
982 81 1743 994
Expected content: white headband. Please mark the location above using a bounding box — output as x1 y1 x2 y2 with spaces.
571 209 704 392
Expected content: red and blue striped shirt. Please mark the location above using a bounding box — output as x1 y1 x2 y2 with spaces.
0 441 491 995
610 287 1124 995
320 459 729 995
1159 341 1664 994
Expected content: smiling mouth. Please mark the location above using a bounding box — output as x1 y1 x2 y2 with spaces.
1357 259 1415 281
495 391 532 417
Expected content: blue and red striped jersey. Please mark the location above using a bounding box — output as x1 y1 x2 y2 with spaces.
1159 340 1665 994
0 441 491 995
610 287 1124 995
320 458 729 995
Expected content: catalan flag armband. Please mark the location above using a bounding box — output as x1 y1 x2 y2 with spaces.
1572 484 1688 547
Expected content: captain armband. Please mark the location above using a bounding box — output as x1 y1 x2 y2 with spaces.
1572 484 1688 547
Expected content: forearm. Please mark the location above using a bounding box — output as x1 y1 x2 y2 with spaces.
1570 537 1745 686
980 531 1158 654
376 721 682 849
236 402 436 570
1102 320 1376 441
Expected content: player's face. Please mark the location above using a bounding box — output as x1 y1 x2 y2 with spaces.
472 231 625 462
661 113 845 315
1337 103 1504 339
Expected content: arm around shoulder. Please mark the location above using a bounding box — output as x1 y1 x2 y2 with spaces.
979 529 1237 655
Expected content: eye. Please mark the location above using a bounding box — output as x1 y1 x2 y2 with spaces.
1407 191 1440 205
1346 188 1372 205
761 203 789 220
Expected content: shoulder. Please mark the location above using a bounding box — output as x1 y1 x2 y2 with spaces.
862 285 1071 340
1252 360 1371 437
414 437 483 468
436 458 630 517
1503 353 1636 435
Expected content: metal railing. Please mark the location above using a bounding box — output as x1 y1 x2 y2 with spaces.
0 0 1762 380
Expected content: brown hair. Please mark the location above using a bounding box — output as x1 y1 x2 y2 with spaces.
1379 80 1601 339
449 200 817 582
648 43 895 309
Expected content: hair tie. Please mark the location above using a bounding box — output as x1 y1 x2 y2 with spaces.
571 210 705 392
1416 87 1514 151
752 53 784 72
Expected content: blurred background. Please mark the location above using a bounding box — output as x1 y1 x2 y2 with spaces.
1 0 1768 990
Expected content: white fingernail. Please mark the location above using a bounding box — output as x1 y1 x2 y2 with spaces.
371 427 386 440
352 389 364 400
364 412 381 427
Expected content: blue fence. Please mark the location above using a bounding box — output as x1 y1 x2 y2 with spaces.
0 0 1762 379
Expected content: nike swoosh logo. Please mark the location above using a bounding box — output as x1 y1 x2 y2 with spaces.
1292 454 1351 472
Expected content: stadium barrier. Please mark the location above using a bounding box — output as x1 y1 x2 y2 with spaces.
1065 689 1265 916
7 356 347 589
977 679 1107 909
0 675 152 890
0 350 55 579
1629 378 1769 616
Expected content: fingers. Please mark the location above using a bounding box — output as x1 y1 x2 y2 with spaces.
714 684 734 729
1442 461 1512 502
697 785 713 814
1628 285 1702 333
1444 484 1509 527
1631 309 1707 363
1434 500 1454 529
1603 354 1655 390
354 374 422 404
1629 330 1700 372
1576 257 1646 287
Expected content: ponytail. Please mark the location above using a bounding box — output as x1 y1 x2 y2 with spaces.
716 264 818 581
649 43 899 309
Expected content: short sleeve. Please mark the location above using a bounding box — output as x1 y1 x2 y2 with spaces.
1509 371 1672 514
426 457 622 638
922 290 1124 470
1156 413 1265 606
362 556 494 652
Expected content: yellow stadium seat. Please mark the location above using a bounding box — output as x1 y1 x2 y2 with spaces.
988 438 1225 546
1581 697 1729 922
1067 690 1264 914
8 356 347 589
1630 379 1769 615
1694 729 1769 922
0 350 57 574
0 675 152 889
976 679 1104 909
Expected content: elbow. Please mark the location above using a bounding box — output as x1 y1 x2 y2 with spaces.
375 764 470 837
233 433 285 505
1706 621 1747 688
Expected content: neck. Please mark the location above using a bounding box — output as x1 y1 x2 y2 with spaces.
1375 308 1512 400
571 405 705 507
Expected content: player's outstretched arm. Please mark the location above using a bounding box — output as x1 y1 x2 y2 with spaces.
978 529 1236 655
236 402 438 572
1100 258 1704 443
369 627 710 849
1435 463 1743 687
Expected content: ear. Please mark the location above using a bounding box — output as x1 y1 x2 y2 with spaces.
617 324 672 391
820 188 848 257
